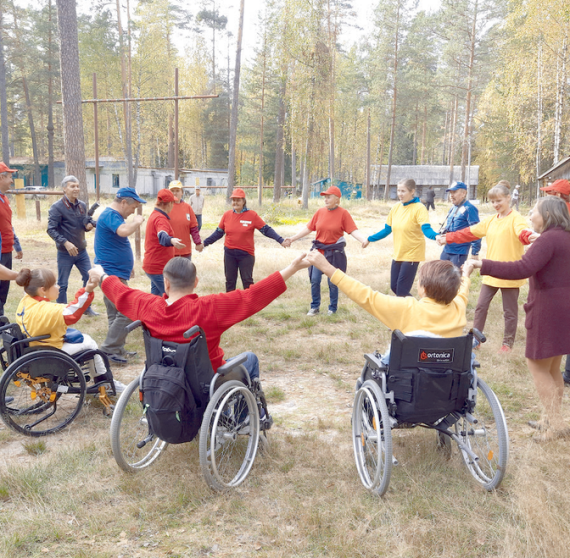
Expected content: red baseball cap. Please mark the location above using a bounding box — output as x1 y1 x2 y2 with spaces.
0 163 16 174
230 188 246 199
157 188 175 203
320 186 342 198
541 179 570 196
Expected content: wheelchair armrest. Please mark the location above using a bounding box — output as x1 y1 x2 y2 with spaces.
13 334 50 349
364 352 385 371
126 320 142 333
217 353 247 376
183 325 204 339
470 328 486 344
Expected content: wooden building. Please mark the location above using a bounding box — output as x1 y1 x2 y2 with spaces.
537 156 570 187
371 165 479 200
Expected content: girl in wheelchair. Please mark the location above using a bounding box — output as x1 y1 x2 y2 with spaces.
14 268 126 392
303 252 473 338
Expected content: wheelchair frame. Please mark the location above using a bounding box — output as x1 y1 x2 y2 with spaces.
0 319 117 437
109 321 272 491
352 330 509 496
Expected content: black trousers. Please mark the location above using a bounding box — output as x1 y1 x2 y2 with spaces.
0 252 12 316
224 248 255 292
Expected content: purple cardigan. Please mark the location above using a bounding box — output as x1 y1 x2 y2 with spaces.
480 226 570 359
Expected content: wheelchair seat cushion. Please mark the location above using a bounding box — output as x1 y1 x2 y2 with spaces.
387 367 471 424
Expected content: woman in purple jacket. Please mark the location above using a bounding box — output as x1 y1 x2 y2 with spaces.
466 196 570 441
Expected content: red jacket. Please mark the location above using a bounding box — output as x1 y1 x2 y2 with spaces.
0 193 15 253
143 209 175 275
101 272 287 370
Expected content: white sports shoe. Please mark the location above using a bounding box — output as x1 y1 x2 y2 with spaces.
112 380 128 394
307 308 319 316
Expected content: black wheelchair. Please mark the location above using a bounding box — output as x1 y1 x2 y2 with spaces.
0 319 117 436
353 330 509 496
109 321 273 492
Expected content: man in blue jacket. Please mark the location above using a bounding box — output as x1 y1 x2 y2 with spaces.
47 175 98 315
439 181 480 267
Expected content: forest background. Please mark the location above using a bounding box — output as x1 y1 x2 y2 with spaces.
0 0 566 202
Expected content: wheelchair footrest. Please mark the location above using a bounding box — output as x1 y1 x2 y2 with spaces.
260 414 273 432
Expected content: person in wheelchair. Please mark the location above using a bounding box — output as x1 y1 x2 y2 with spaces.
304 251 473 337
89 253 310 384
14 267 126 392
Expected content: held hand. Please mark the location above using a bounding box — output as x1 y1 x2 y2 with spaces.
464 259 482 274
85 223 94 231
304 250 328 269
470 254 479 260
362 240 370 249
64 241 79 257
281 238 292 248
171 238 186 250
462 262 474 278
436 235 447 246
85 273 100 292
15 250 23 260
89 265 105 283
291 252 311 271
528 232 541 243
195 243 204 253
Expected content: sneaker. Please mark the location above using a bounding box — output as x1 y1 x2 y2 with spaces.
83 307 99 317
327 310 336 316
307 308 319 316
105 353 128 365
563 371 570 385
498 345 512 354
112 380 127 394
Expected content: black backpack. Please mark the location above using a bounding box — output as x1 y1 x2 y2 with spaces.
140 329 214 444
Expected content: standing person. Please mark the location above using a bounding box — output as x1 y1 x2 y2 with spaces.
465 197 570 441
0 162 23 316
510 185 520 210
189 186 205 231
285 185 368 315
365 178 439 297
47 175 98 315
167 180 203 260
423 186 436 211
540 179 570 212
94 187 146 365
142 188 186 296
203 188 287 292
438 182 531 353
439 181 481 268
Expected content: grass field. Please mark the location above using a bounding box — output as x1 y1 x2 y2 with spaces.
0 194 568 558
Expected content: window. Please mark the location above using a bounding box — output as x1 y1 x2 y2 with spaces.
112 174 120 188
207 177 214 186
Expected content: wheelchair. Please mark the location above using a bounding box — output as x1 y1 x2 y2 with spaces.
353 330 509 496
0 318 117 436
109 320 273 492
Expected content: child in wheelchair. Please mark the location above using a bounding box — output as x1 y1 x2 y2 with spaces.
14 267 126 393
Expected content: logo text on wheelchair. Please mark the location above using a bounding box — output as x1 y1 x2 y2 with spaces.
418 348 455 364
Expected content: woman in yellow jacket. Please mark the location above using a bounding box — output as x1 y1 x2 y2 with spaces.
439 182 531 352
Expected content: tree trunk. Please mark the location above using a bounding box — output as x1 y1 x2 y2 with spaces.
47 0 55 188
536 41 543 199
226 0 245 200
273 77 286 202
0 6 9 165
257 29 267 207
448 93 458 188
554 39 566 164
56 0 88 201
365 108 371 200
383 1 401 202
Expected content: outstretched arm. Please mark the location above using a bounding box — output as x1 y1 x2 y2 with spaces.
286 225 312 244
368 224 392 243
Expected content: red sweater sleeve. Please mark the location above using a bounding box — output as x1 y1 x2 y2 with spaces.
214 271 287 331
101 276 159 321
446 228 479 244
62 288 94 325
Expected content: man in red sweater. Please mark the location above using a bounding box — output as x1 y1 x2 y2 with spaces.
89 253 309 379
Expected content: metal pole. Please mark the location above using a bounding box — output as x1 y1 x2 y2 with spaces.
93 73 100 201
174 68 179 180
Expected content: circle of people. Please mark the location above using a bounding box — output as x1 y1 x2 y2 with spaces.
0 160 568 442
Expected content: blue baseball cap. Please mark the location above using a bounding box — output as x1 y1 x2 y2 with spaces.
446 181 467 192
116 187 146 203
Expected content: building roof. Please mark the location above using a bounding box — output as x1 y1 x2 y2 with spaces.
537 156 570 181
371 165 479 186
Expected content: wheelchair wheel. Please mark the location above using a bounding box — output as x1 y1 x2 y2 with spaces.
352 380 392 496
110 376 168 472
0 350 86 437
199 380 260 491
455 378 509 490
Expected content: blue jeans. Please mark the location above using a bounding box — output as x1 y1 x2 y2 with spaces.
310 265 338 312
390 260 419 297
441 250 468 268
226 351 259 381
145 273 165 296
196 214 202 231
57 249 92 303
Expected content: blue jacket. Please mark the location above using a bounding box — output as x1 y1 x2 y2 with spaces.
441 200 481 256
